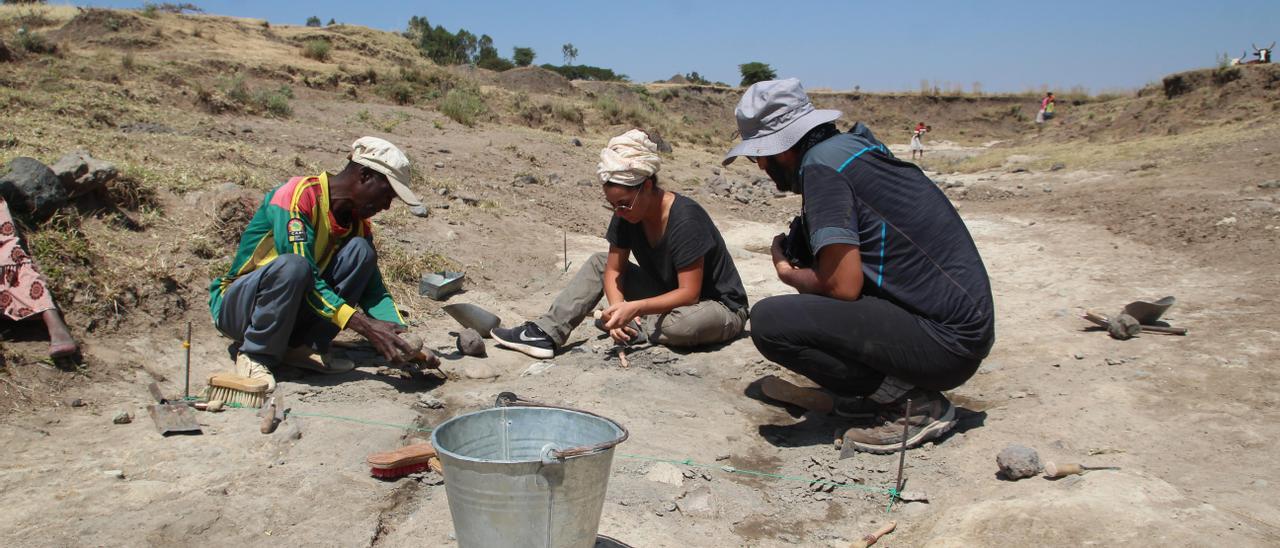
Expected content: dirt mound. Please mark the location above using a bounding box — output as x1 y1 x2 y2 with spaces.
50 9 161 49
495 66 573 95
1032 64 1280 144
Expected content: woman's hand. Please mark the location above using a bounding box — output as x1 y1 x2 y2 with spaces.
601 300 644 331
608 325 638 344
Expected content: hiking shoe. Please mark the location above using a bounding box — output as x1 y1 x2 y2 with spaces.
593 317 648 346
283 346 356 375
492 322 556 359
841 390 956 454
759 375 834 414
830 396 884 420
759 375 883 419
234 352 277 392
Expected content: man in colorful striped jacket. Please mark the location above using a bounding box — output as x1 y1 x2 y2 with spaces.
209 137 421 390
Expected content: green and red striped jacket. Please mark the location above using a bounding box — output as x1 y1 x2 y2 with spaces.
208 173 404 329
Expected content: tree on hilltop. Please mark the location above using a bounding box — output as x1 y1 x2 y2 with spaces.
513 46 535 67
305 16 321 27
562 43 578 66
738 62 777 87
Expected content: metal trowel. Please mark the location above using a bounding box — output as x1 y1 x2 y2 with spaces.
442 303 502 338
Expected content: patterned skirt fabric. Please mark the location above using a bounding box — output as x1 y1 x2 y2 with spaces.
0 199 56 321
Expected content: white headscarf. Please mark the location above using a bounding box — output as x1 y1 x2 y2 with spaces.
596 129 661 186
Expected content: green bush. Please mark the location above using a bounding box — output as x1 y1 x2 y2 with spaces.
738 61 777 87
541 64 626 82
440 87 486 126
477 56 514 72
15 30 57 54
595 95 622 123
512 46 535 67
140 3 159 18
219 74 251 104
378 80 416 105
305 15 321 27
552 101 583 124
301 38 331 62
254 87 292 118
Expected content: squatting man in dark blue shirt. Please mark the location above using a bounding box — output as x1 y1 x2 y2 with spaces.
722 78 996 453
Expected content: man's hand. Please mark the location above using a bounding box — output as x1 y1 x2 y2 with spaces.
601 300 644 331
346 312 414 362
771 233 794 278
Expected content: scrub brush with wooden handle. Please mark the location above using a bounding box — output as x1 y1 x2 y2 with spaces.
202 373 269 408
367 442 442 479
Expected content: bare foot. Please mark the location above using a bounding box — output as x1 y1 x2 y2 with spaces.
43 309 79 358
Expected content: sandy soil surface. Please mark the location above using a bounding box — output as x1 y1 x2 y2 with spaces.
4 134 1279 546
2 9 1279 547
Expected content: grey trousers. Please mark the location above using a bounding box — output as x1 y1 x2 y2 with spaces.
532 252 747 349
215 238 376 365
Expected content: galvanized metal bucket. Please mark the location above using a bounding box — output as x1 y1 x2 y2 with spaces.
431 394 628 548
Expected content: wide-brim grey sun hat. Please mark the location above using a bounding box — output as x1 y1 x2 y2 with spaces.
723 78 842 166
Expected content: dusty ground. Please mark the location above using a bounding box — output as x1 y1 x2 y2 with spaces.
2 7 1280 548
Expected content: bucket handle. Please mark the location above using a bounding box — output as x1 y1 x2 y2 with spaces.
495 392 629 460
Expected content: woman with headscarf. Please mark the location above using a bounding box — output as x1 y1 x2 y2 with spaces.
0 196 78 358
492 129 749 359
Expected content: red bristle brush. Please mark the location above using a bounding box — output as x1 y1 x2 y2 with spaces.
367 442 442 479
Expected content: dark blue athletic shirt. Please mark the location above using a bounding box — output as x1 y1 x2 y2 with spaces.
798 124 995 359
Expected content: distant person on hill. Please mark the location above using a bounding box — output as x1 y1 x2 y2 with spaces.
723 78 995 453
1036 92 1055 126
0 196 78 359
491 129 749 359
909 122 929 161
209 137 420 390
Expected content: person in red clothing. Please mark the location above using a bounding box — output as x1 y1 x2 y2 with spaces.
910 122 929 161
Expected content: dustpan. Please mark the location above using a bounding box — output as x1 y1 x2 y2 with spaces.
1122 296 1175 325
442 303 501 338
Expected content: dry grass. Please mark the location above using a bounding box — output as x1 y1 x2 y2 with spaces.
0 4 79 27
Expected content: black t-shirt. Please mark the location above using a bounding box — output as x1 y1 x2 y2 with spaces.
606 194 748 311
798 124 995 359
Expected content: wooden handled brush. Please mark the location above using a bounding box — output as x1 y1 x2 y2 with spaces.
367 443 440 479
204 373 269 408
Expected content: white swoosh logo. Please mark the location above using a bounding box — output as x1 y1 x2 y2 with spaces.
519 331 546 342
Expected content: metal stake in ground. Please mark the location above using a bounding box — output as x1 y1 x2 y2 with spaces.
894 399 913 496
183 321 192 400
563 231 569 272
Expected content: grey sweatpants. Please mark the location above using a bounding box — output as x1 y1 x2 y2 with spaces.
532 252 747 349
215 238 376 365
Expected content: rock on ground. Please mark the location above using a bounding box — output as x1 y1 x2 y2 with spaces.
50 149 117 199
0 157 67 222
996 444 1042 480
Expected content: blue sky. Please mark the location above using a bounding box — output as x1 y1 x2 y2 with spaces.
71 0 1279 93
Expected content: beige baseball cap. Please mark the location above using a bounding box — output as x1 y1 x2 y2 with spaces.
349 136 421 207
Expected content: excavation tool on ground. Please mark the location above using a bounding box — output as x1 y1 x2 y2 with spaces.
1082 295 1186 339
145 382 201 436
1044 461 1120 479
258 395 285 434
442 303 502 337
850 521 896 548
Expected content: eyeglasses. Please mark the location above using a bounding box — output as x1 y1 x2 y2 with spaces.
602 186 643 212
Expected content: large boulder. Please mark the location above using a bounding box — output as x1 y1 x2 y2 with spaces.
0 157 68 223
51 149 118 199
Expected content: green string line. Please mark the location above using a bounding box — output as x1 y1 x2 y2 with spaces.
224 403 903 508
